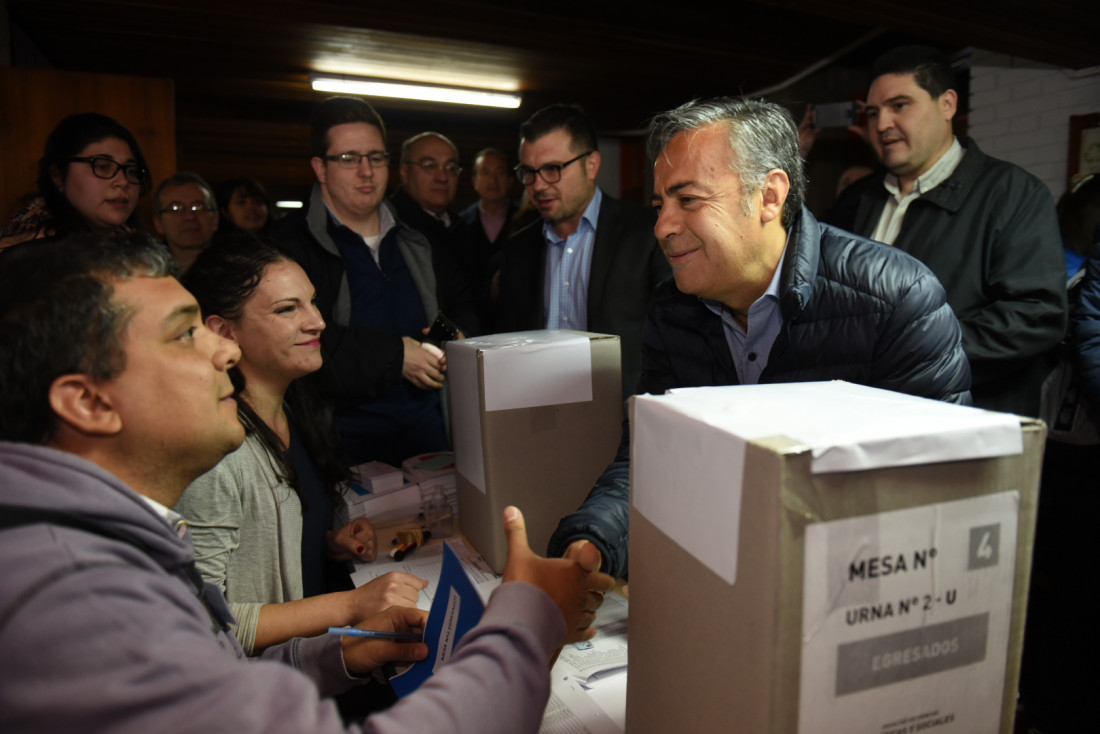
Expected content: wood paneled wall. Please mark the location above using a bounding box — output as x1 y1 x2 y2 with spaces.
0 67 175 226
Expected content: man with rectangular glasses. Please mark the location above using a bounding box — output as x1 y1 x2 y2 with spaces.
271 97 476 466
496 104 670 400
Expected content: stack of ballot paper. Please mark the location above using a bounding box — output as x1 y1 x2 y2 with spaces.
344 460 421 526
347 461 404 502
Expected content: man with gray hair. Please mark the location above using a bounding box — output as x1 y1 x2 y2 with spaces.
547 97 972 578
153 171 219 271
389 130 483 333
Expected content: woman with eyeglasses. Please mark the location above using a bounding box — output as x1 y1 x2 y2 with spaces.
1 113 150 250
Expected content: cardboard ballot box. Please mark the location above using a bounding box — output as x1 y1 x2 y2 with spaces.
626 382 1042 734
448 330 622 572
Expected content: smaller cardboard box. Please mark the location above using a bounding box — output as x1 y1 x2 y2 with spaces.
448 330 622 572
626 382 1042 734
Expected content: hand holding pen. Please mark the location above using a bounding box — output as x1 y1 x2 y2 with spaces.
338 606 429 676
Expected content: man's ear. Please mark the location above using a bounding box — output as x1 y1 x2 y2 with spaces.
760 169 790 224
399 161 410 186
205 314 237 341
940 89 958 123
310 157 327 185
585 151 602 181
152 214 166 238
48 374 122 436
51 165 64 193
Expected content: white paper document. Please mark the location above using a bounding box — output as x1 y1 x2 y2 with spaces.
662 381 1023 473
349 538 500 610
472 331 593 412
354 541 626 732
798 492 1019 733
540 591 629 734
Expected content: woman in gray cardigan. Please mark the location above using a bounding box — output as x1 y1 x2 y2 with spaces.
177 236 427 654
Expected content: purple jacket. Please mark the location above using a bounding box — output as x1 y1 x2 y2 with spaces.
0 442 563 733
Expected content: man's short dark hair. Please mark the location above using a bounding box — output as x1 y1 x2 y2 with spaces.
870 45 956 99
520 104 598 153
308 96 387 158
154 171 217 213
0 233 177 444
647 97 807 230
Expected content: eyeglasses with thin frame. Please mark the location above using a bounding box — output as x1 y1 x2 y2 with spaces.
158 201 214 215
68 156 147 186
409 159 462 177
323 151 390 169
514 151 593 186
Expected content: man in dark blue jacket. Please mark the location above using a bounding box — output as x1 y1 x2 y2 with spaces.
548 97 972 578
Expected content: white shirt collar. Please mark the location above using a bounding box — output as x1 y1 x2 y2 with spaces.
884 137 964 198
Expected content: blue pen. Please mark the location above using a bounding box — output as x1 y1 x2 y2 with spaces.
328 626 422 642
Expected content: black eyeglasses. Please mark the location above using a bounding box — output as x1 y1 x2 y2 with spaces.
68 156 147 186
323 151 390 169
514 151 592 185
409 159 462 177
158 202 214 215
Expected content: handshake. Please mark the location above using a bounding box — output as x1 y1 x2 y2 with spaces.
339 506 614 675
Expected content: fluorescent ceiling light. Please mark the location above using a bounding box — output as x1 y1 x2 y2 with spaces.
275 200 304 209
311 74 521 109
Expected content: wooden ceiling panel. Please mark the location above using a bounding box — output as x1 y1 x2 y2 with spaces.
6 0 1096 199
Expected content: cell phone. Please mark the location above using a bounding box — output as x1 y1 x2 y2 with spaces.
425 311 461 346
814 101 860 128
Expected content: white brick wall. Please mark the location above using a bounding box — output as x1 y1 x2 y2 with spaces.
968 53 1100 199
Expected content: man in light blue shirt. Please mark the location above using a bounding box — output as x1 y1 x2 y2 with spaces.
497 104 670 398
543 187 600 330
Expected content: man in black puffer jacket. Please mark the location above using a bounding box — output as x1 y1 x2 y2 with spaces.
548 97 971 579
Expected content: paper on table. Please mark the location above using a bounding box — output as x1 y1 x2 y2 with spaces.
540 591 629 734
633 382 1024 586
553 591 628 683
349 537 500 610
540 679 623 734
389 543 486 698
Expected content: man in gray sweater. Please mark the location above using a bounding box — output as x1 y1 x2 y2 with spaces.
0 233 611 733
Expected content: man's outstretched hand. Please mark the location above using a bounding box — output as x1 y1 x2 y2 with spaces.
501 506 614 644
